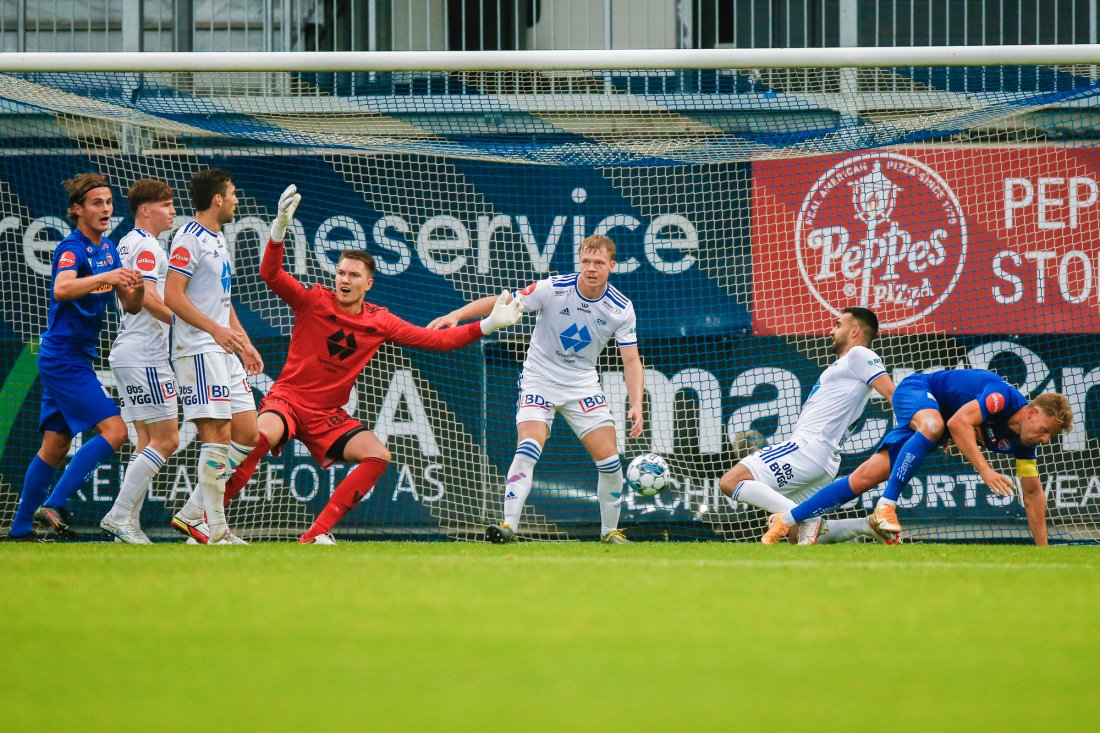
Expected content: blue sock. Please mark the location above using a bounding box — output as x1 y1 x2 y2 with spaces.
43 434 115 508
791 476 858 523
882 432 937 502
9 456 59 536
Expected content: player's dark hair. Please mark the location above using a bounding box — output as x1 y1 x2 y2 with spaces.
189 168 233 211
63 172 111 224
339 250 376 277
843 307 879 344
127 179 173 215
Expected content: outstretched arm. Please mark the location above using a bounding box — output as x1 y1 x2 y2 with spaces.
427 293 503 329
389 292 524 349
946 401 1014 496
260 184 308 309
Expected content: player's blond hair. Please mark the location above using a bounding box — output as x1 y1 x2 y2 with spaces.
1031 393 1073 434
580 234 615 261
63 172 111 224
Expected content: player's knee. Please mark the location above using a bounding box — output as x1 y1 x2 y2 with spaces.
99 419 129 449
914 414 945 439
718 464 749 495
152 433 180 457
372 445 392 464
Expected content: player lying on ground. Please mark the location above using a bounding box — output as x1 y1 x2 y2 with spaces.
222 185 525 543
102 179 179 544
164 168 262 545
429 234 644 544
718 308 896 545
762 368 1072 546
7 173 144 542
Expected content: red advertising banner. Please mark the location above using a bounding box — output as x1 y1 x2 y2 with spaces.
752 147 1100 334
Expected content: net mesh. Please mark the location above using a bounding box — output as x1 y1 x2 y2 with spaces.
1 63 1099 543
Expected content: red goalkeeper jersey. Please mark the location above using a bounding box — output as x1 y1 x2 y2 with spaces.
260 239 483 410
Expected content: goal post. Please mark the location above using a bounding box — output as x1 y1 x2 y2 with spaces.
1 47 1099 543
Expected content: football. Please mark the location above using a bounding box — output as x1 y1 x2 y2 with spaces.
625 452 670 497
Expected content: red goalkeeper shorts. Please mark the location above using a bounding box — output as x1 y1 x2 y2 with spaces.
260 393 366 468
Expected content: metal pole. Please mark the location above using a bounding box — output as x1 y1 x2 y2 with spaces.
123 0 145 52
174 0 194 52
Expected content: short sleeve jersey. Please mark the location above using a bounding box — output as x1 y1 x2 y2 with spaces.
514 274 637 392
168 220 232 359
109 228 169 367
924 369 1035 459
792 344 887 453
40 228 121 358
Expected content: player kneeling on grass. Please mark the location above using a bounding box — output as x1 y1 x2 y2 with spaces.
221 185 525 543
718 308 896 545
766 369 1072 546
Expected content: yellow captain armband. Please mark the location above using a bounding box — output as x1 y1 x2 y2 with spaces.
1016 459 1039 478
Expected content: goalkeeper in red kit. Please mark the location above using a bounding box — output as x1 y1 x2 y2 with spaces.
224 185 525 543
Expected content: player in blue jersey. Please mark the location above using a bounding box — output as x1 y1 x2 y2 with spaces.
762 369 1073 546
5 173 145 541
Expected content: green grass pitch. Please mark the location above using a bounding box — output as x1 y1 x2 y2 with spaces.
2 542 1097 733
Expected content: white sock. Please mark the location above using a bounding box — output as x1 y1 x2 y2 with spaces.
596 455 624 536
877 497 897 508
731 479 797 514
503 439 541 531
179 480 205 522
199 443 230 538
223 440 254 480
817 517 876 544
110 447 164 523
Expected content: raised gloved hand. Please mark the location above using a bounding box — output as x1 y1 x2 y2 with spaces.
480 290 525 335
269 184 301 243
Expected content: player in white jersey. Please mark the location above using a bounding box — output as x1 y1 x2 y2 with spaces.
430 234 644 543
164 168 261 545
101 179 179 543
718 307 896 544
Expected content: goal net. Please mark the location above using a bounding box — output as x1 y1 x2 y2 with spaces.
1 50 1099 543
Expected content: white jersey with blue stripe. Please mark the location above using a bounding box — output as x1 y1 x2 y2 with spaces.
167 220 233 359
514 274 637 393
792 344 887 453
110 228 170 368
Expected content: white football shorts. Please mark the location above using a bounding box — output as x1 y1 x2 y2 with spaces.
111 364 179 424
515 377 614 439
741 439 842 503
173 351 256 422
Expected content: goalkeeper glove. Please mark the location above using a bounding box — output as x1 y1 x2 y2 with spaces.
480 290 524 335
269 184 301 243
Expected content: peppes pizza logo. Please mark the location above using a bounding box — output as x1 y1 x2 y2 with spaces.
136 251 157 272
169 248 191 269
985 392 1005 414
795 152 967 329
56 251 76 269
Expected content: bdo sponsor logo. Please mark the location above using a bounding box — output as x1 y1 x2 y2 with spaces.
795 152 967 329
